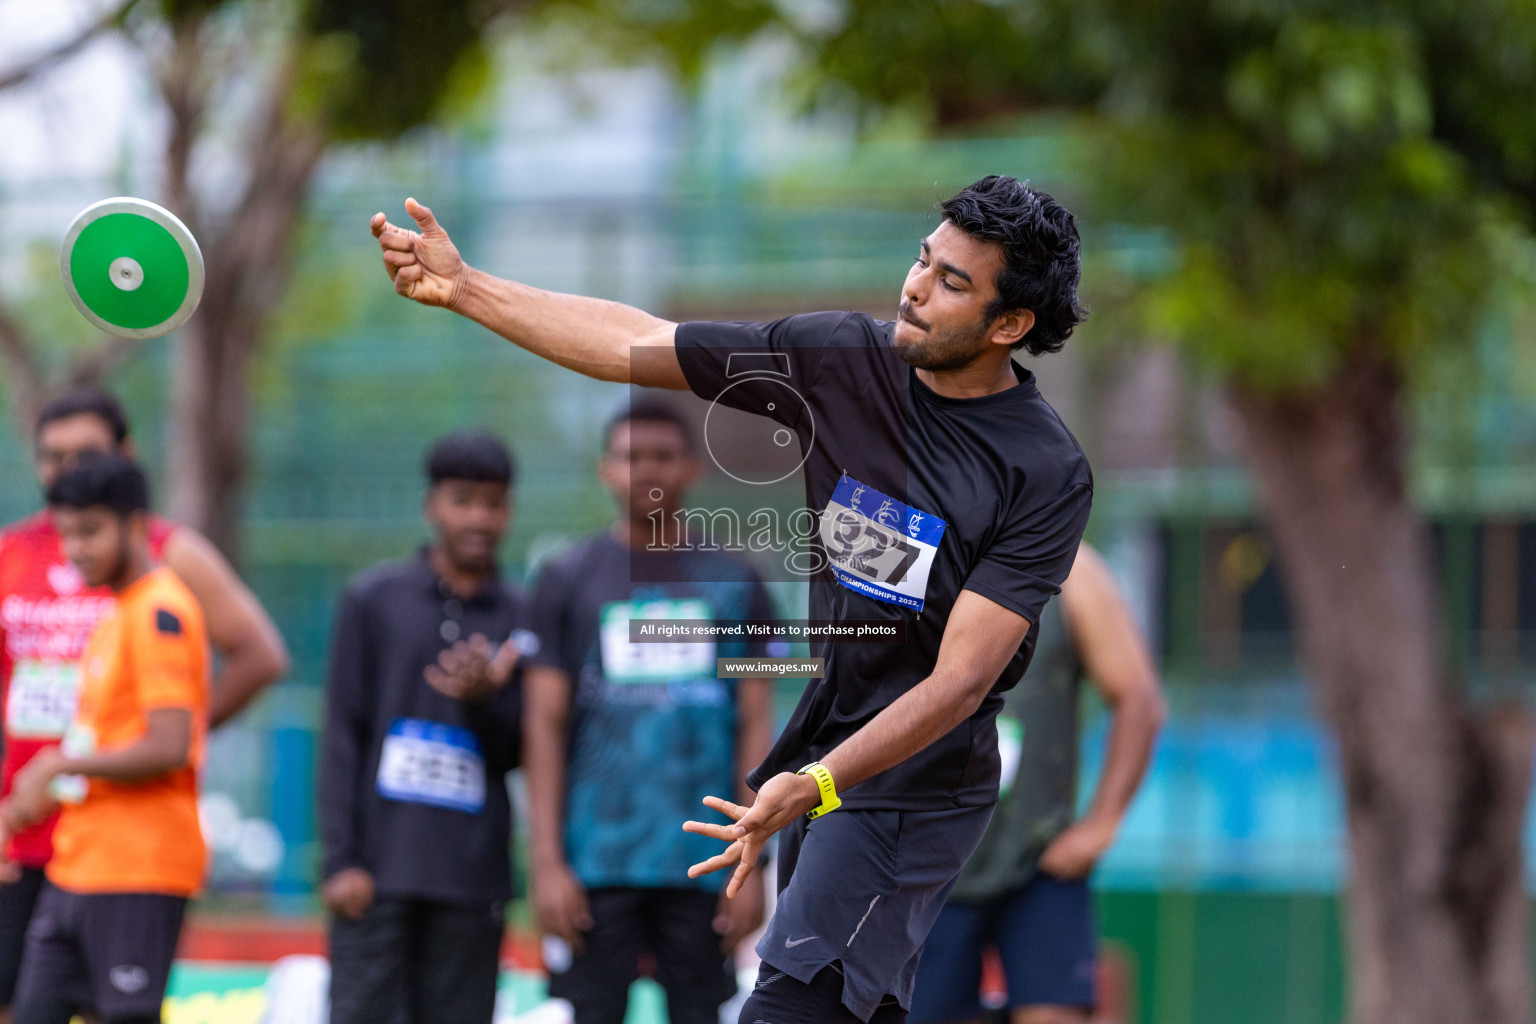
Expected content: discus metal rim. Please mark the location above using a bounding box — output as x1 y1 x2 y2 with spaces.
60 197 205 340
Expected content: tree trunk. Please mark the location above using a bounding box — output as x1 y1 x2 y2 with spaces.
160 30 325 561
1233 349 1535 1024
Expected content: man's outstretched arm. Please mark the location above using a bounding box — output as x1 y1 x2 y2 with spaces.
684 589 1031 896
371 198 687 389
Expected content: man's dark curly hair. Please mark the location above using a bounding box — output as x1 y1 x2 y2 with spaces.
940 175 1088 356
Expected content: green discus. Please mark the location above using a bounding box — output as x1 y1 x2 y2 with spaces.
60 197 205 339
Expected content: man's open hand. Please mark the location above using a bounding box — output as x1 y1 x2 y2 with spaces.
1037 815 1116 880
8 748 63 832
321 867 375 920
683 771 819 898
533 860 592 952
425 633 520 703
370 198 467 308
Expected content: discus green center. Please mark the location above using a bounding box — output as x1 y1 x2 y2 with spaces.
70 214 190 329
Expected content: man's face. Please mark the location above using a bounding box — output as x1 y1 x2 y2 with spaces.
53 507 140 588
894 220 1015 372
599 420 699 520
35 414 123 492
424 481 511 572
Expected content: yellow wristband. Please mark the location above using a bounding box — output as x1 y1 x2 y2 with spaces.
797 762 841 819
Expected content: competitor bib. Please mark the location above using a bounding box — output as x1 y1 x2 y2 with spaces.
819 474 947 612
599 598 716 685
997 716 1024 798
376 719 486 813
6 660 81 739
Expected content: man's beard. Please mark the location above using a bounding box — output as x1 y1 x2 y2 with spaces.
894 302 994 373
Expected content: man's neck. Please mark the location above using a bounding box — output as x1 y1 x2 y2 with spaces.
428 545 492 598
110 551 152 594
917 353 1020 399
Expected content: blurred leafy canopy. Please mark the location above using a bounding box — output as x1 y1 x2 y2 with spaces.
542 0 1536 395
305 0 511 138
146 0 512 140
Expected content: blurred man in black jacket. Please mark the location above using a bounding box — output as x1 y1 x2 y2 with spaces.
319 432 531 1024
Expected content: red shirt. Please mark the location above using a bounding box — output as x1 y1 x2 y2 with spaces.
0 511 177 867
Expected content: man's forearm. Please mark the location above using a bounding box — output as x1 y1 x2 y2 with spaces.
208 644 286 728
65 737 187 782
451 269 683 387
1082 687 1165 827
821 669 990 796
524 711 570 869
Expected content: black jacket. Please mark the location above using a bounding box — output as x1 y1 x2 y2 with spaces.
319 552 527 904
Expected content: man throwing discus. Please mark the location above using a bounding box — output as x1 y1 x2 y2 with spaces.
372 174 1093 1024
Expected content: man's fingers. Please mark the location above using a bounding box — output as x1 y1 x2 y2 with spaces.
382 249 416 270
372 216 417 250
686 841 744 879
681 819 744 843
489 641 520 681
701 795 748 823
567 888 593 934
405 197 444 237
423 665 463 698
394 264 424 295
730 802 772 837
725 841 761 899
378 230 418 253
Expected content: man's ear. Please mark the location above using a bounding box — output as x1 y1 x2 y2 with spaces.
128 509 151 547
120 437 139 460
989 308 1036 347
596 453 618 489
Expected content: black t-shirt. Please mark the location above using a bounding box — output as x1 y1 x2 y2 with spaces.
675 311 1093 810
320 554 529 903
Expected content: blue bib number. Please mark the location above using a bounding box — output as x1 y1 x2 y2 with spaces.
819 474 947 612
376 718 486 813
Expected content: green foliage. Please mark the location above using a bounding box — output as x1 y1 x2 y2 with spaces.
753 0 1536 396
306 0 512 139
518 0 778 77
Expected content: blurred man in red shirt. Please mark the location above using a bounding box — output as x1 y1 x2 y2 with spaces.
0 389 288 1020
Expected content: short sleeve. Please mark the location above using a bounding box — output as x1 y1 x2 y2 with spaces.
135 600 204 711
674 311 853 427
524 562 575 675
963 480 1093 630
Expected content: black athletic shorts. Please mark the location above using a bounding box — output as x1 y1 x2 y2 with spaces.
0 867 47 1006
546 886 736 1024
328 896 506 1024
12 882 186 1020
741 962 908 1024
755 805 993 1022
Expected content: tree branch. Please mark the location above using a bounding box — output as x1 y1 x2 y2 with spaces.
0 296 45 437
0 0 143 92
66 334 144 388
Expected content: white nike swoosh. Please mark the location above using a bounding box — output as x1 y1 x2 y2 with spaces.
784 935 819 948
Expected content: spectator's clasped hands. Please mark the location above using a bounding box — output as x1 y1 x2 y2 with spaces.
425 633 521 703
